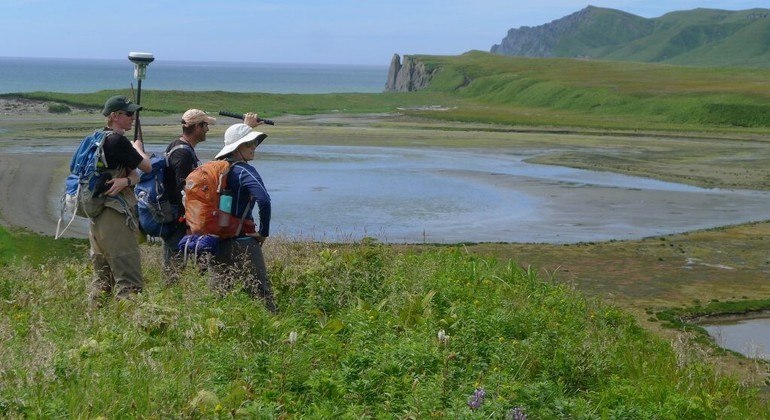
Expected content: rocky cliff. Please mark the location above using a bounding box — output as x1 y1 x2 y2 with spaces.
384 54 435 92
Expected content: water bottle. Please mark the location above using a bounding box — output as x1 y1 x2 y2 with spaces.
218 190 233 228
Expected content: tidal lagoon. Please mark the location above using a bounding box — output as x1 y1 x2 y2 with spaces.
17 141 770 244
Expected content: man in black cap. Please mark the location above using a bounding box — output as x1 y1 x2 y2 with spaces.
88 95 151 306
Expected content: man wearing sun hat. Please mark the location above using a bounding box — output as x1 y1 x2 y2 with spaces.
160 109 217 282
207 112 276 312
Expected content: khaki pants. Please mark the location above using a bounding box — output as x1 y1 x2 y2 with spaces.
89 207 144 302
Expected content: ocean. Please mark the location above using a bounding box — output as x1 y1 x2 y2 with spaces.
0 57 389 94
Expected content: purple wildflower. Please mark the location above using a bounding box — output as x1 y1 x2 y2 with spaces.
467 388 486 410
507 406 527 420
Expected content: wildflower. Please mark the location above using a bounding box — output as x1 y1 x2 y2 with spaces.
288 331 298 345
507 406 527 420
467 388 486 410
437 329 449 344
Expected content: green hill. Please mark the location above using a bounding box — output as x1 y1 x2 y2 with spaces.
492 6 770 67
406 51 770 130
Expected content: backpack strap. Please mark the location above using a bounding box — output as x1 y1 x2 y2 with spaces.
235 199 253 237
215 159 238 194
181 236 191 266
55 183 81 239
165 143 198 167
96 129 113 170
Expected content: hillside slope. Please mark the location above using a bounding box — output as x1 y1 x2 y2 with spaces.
394 51 770 129
491 6 770 67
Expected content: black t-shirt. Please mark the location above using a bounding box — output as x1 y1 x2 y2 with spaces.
164 139 199 205
102 130 143 171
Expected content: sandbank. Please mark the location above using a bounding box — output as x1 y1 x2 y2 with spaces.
0 153 89 238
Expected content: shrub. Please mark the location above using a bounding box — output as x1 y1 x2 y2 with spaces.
47 103 71 114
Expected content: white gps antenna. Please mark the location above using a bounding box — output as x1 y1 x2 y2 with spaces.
128 52 154 80
128 52 154 142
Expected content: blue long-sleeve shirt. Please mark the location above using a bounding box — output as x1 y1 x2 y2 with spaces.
228 162 271 237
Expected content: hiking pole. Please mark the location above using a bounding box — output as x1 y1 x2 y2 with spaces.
218 111 275 125
128 52 155 142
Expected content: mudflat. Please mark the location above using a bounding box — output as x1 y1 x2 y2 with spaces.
0 153 88 237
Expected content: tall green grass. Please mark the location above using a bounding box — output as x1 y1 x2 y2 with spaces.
1 239 766 417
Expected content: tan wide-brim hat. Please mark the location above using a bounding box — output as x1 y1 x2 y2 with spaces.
215 123 267 159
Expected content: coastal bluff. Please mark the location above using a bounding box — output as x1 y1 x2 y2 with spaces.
384 54 435 92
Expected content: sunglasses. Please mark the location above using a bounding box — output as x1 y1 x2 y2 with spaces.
243 141 257 148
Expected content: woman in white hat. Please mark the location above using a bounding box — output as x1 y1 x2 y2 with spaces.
209 112 276 312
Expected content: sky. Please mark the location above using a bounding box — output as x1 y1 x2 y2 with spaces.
1 0 768 66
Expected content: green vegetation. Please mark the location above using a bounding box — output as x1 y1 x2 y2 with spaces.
494 6 770 68
8 90 459 120
9 51 770 132
1 239 767 417
46 103 71 114
657 298 770 331
0 225 86 267
415 51 770 129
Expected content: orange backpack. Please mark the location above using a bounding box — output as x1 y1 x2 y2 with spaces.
183 160 254 238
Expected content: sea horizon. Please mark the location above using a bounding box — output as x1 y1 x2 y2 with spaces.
0 56 389 94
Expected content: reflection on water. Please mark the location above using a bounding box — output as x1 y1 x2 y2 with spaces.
703 318 770 360
35 142 770 243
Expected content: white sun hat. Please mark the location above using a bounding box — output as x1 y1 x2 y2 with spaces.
215 123 268 159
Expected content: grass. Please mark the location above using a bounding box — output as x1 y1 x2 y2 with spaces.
1 236 768 417
416 52 770 130
0 226 87 267
6 90 460 120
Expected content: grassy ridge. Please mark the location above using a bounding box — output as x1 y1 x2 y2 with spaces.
416 51 770 129
613 8 770 67
494 7 770 68
1 239 766 417
10 90 459 119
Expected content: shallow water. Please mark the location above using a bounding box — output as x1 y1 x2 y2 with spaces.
25 142 770 243
703 318 770 360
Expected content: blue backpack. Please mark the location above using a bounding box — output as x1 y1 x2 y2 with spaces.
135 144 194 238
56 129 113 238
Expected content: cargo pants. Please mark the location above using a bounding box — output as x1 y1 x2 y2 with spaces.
88 206 144 304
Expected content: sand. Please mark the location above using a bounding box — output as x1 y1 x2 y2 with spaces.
0 153 89 238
